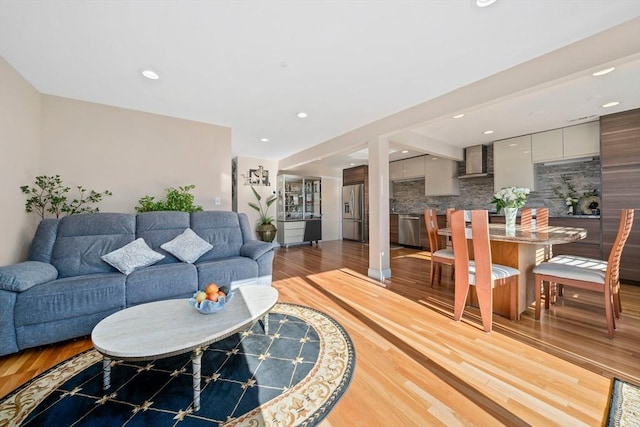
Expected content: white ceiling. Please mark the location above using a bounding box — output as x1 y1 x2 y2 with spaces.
1 1 639 171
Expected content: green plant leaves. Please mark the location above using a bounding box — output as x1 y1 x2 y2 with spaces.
21 175 112 219
135 185 203 213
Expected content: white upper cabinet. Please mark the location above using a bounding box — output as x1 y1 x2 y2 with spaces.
389 156 425 181
425 157 459 196
389 160 403 181
494 135 535 191
403 156 426 179
563 121 600 159
531 121 600 163
531 129 563 162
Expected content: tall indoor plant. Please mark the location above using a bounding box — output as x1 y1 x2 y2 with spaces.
248 186 277 242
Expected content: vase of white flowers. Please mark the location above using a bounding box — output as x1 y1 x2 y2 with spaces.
491 186 530 230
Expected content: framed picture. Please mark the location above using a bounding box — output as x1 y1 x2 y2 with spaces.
249 168 270 186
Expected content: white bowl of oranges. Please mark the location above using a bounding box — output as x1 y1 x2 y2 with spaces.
188 283 232 314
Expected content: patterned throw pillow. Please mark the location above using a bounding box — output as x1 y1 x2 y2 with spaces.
161 228 213 263
101 238 165 275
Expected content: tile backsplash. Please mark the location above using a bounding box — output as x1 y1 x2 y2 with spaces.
391 145 601 216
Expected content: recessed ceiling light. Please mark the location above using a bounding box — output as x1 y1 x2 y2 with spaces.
349 162 355 166
432 157 439 160
602 101 620 108
297 112 308 118
592 67 615 77
476 0 497 7
401 150 409 154
141 69 160 80
483 130 494 135
509 143 517 147
453 114 465 119
260 138 269 142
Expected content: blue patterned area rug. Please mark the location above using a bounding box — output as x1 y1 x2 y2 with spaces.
0 303 355 426
607 379 640 427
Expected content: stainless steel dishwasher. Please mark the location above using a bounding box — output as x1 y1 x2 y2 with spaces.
398 214 421 247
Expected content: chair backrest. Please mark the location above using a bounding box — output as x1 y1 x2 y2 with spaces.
450 210 470 288
424 208 441 253
521 208 548 228
451 210 493 286
606 209 635 287
445 208 455 228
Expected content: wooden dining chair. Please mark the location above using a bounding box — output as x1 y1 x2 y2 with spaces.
424 208 454 287
450 209 520 332
532 209 634 337
520 207 548 228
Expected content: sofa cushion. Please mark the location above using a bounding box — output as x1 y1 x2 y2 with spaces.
196 256 259 288
191 211 244 261
0 261 58 292
240 240 273 261
161 228 213 263
14 273 126 327
102 238 165 275
125 263 198 306
52 213 136 278
136 211 190 264
28 218 59 263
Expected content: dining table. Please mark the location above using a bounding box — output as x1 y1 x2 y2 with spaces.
438 223 587 319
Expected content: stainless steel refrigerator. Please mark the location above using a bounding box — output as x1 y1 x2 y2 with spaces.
342 184 364 241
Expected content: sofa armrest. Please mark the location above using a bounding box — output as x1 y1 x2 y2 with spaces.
240 240 273 261
0 261 58 292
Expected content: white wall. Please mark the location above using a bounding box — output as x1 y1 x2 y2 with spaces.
41 95 232 214
0 57 42 264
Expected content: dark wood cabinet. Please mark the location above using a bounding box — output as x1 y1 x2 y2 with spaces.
390 214 398 244
600 109 640 283
343 166 367 185
547 217 601 259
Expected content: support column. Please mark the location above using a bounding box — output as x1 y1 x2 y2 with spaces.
367 136 391 281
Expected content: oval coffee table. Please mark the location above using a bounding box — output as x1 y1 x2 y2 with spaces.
91 285 278 411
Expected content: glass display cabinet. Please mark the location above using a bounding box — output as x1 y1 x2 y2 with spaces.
276 174 322 247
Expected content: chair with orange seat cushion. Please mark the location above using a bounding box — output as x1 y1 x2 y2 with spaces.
532 209 634 337
424 208 454 287
450 209 520 332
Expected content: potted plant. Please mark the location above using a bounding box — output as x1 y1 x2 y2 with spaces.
248 186 277 242
135 185 203 213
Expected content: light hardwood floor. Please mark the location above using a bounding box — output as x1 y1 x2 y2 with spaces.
1 240 639 426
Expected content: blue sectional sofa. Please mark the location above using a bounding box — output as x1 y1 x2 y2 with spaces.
0 211 274 357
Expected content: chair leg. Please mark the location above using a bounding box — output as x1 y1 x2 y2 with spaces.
436 263 442 284
430 261 436 288
544 281 550 310
534 274 542 321
475 283 493 333
453 283 470 323
509 277 518 321
604 287 615 338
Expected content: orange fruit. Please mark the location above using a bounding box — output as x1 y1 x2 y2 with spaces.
205 283 219 294
206 292 219 302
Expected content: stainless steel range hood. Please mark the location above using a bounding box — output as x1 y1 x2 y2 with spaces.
458 144 491 179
